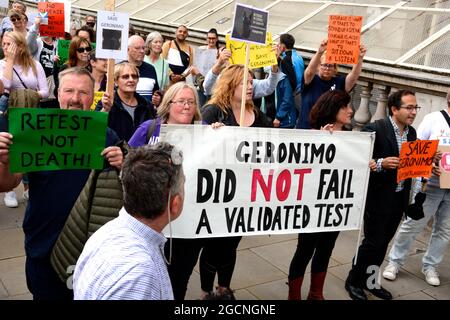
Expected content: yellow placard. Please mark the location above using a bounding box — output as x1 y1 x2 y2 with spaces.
226 32 277 69
91 91 105 111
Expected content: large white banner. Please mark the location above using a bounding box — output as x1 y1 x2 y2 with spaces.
160 125 374 238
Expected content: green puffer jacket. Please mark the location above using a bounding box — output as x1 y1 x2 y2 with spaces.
50 169 123 283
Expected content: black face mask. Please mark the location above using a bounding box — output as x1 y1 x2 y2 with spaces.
86 22 95 28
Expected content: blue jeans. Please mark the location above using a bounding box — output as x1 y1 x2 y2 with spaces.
388 185 450 272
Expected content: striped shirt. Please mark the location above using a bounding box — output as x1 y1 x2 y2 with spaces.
73 208 173 300
389 116 409 192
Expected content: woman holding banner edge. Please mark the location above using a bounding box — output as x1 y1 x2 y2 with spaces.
200 64 272 299
287 90 355 300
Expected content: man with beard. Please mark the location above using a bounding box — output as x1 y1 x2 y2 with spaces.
162 25 195 84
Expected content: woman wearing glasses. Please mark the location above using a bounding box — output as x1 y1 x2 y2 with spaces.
0 31 48 207
288 90 354 300
96 62 155 141
128 82 209 301
53 36 92 99
297 39 366 129
8 10 27 37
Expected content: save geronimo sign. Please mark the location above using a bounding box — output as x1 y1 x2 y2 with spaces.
160 125 374 238
8 108 108 173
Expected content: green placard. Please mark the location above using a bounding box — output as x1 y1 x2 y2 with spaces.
57 40 97 66
8 108 108 173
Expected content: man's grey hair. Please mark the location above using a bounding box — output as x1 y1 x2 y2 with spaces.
121 142 184 220
58 67 95 92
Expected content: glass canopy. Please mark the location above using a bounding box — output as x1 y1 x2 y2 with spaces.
70 0 450 72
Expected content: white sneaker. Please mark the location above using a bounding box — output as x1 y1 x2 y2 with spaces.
23 190 29 200
4 191 18 208
382 263 399 281
423 268 440 286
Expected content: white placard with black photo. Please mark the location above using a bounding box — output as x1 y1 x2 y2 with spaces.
230 3 268 45
95 10 129 60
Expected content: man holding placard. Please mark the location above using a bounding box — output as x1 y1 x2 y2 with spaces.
383 89 450 287
345 90 419 300
0 67 124 300
297 36 365 129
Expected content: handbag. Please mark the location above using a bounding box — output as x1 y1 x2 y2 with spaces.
8 68 41 109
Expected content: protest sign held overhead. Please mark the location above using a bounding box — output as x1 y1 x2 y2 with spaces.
326 15 363 65
8 108 108 173
160 125 374 238
231 3 268 45
38 2 65 38
226 32 277 69
95 10 129 60
194 48 217 77
438 136 450 188
397 140 439 183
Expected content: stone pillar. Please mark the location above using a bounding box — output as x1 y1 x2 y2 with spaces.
371 85 391 122
353 81 373 130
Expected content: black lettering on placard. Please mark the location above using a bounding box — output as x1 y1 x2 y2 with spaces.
197 169 213 203
317 169 354 200
195 209 212 234
197 169 236 203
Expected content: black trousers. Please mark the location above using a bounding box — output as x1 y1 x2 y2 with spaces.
347 190 406 287
288 231 340 279
164 238 204 301
25 256 73 300
199 236 242 292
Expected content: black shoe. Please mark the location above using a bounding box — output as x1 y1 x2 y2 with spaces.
366 286 392 300
345 281 367 301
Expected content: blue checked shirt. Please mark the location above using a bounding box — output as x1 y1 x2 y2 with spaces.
73 208 173 300
375 116 409 192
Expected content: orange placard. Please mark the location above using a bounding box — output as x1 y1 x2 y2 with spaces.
397 140 439 183
39 2 65 38
326 15 362 65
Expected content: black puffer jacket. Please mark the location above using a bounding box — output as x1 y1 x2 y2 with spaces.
96 90 155 141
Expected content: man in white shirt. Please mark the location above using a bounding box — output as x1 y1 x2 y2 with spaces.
73 143 185 300
383 88 450 287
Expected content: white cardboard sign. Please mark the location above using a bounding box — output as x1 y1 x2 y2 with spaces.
95 10 129 60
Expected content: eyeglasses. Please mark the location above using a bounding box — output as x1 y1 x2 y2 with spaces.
10 17 22 22
171 99 196 107
400 105 421 112
320 63 335 69
77 46 92 53
120 74 139 80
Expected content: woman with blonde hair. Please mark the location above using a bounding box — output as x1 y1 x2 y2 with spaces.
0 30 48 207
128 81 201 146
200 64 272 300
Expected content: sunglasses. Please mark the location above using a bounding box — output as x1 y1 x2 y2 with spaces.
10 17 22 22
77 46 92 53
120 74 139 80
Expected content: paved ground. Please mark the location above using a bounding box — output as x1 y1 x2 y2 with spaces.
1 184 449 300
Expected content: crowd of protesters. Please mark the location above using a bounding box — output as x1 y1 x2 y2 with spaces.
0 1 448 301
